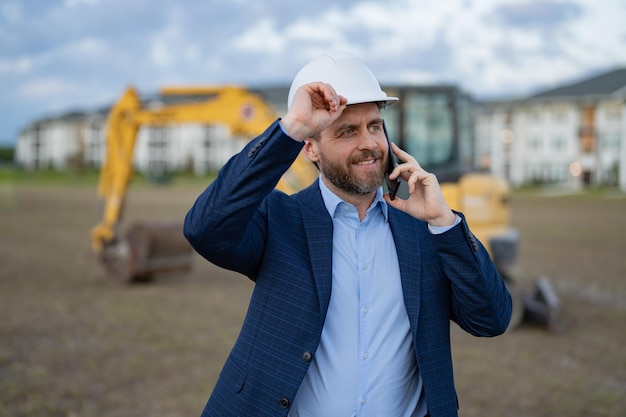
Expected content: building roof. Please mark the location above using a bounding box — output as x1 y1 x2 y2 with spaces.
529 68 626 100
250 86 290 113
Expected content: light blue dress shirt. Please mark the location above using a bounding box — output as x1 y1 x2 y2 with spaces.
289 178 428 417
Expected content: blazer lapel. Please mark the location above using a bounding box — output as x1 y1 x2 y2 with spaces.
388 208 422 335
296 182 334 326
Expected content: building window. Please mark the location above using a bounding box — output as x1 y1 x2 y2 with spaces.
527 163 542 183
603 101 622 121
32 125 44 170
549 163 567 182
551 107 568 123
148 127 168 175
552 136 566 151
202 137 213 172
528 136 542 151
529 108 543 123
601 133 621 151
87 122 103 168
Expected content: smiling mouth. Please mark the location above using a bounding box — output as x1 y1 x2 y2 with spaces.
356 159 377 165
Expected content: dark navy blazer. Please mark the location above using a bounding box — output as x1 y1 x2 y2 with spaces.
184 120 512 417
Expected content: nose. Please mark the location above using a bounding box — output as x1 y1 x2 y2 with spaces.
355 129 379 151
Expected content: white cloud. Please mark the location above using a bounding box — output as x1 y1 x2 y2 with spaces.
18 77 76 100
73 37 110 57
233 19 288 54
150 40 172 68
146 6 205 71
0 57 33 75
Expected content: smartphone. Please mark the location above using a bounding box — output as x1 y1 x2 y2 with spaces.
383 120 401 200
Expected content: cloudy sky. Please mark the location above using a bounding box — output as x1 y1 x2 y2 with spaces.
1 0 625 145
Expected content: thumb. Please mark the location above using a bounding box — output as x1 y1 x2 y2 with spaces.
383 193 405 211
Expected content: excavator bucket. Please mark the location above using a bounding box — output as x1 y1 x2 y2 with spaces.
100 221 193 283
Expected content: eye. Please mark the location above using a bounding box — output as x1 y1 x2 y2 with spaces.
369 123 383 133
340 127 356 136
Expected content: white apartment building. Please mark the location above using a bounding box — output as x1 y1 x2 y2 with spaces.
475 68 626 191
15 112 89 171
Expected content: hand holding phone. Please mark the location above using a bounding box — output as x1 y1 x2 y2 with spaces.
383 120 401 200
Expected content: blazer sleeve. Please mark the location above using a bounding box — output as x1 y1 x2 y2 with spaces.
432 213 513 336
183 120 304 277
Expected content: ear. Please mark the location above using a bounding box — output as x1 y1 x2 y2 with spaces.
301 138 320 164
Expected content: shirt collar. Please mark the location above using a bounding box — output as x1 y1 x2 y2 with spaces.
318 176 389 221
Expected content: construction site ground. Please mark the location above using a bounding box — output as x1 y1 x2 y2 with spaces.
1 181 625 417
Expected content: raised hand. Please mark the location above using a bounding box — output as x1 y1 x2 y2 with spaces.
280 82 348 142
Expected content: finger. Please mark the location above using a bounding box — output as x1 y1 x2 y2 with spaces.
406 168 433 194
390 142 417 164
315 83 345 112
407 171 423 194
392 161 422 182
308 86 333 110
320 84 338 111
303 83 332 109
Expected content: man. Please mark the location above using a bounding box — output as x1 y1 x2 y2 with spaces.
184 51 512 417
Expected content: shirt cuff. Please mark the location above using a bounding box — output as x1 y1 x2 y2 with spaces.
428 214 462 235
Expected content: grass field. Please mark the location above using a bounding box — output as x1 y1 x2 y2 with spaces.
1 181 625 416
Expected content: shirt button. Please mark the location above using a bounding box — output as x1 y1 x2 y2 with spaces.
362 352 369 359
361 398 366 405
302 351 312 362
361 263 368 270
362 307 369 314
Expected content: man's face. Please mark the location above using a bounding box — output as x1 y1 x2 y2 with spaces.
306 103 388 197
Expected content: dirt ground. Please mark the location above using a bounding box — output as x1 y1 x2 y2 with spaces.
1 182 625 417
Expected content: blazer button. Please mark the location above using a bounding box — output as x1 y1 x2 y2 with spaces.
468 232 479 252
302 351 312 362
280 397 290 408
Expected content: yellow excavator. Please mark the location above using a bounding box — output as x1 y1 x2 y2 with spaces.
92 84 557 330
90 85 317 283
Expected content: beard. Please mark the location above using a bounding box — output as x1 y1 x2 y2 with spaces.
319 149 386 195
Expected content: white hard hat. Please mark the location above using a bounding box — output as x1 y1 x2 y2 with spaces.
287 51 398 110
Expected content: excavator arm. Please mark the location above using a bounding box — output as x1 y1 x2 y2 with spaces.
91 87 142 254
